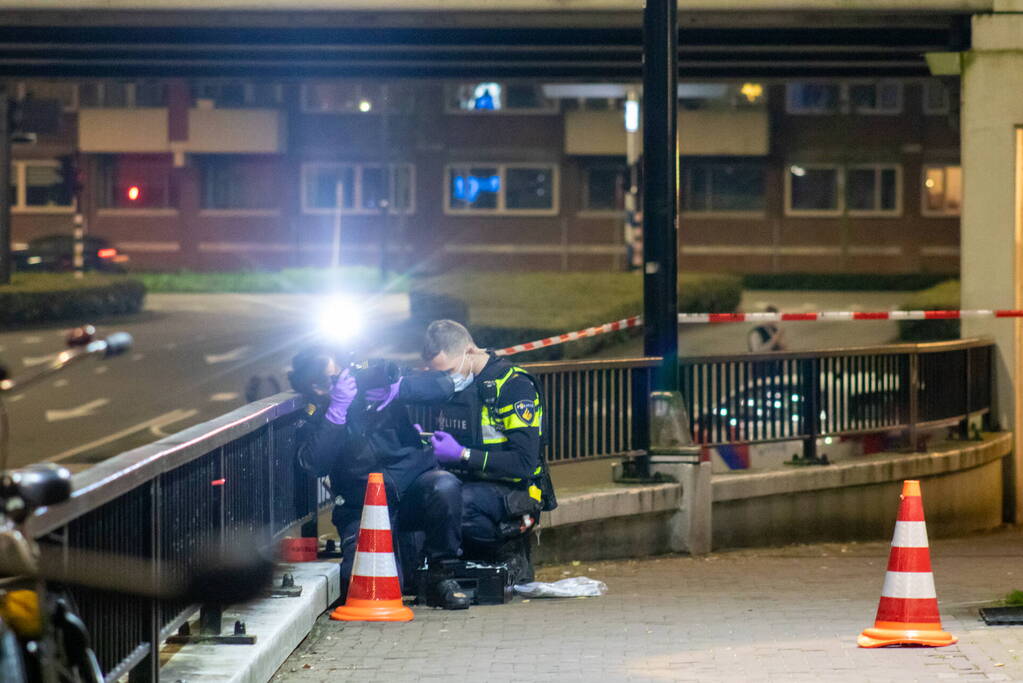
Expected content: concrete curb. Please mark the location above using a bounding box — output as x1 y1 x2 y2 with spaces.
160 562 341 683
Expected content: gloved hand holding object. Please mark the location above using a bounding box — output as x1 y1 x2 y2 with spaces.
325 369 357 425
430 431 466 464
365 378 401 412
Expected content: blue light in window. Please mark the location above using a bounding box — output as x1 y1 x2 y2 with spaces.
471 83 501 110
453 174 500 204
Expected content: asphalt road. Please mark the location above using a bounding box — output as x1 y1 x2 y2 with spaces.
0 292 412 470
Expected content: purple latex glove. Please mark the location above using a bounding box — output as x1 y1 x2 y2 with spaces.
365 378 402 412
325 369 357 425
431 430 465 464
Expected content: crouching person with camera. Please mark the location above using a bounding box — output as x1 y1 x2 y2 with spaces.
288 347 470 610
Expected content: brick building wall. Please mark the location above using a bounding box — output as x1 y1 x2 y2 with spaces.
8 77 961 275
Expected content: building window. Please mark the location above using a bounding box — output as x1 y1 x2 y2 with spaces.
922 164 962 216
301 163 415 214
97 155 172 209
10 161 72 212
786 164 841 215
845 164 900 215
20 81 77 110
79 81 167 108
848 81 902 114
786 81 902 115
923 80 951 115
192 81 282 109
446 163 558 214
445 82 557 114
786 83 841 114
582 162 628 212
199 156 279 210
300 82 411 114
786 163 903 216
681 161 765 214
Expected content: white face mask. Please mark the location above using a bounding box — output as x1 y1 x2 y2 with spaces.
450 349 475 392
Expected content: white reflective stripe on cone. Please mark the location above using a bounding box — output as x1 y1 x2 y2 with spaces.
881 571 937 599
351 550 399 579
891 521 929 548
358 504 392 531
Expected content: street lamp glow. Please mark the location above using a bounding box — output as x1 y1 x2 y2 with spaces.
127 185 141 201
317 296 363 343
358 99 373 113
790 165 807 177
625 100 640 133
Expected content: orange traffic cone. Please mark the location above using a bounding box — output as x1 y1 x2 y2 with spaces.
329 472 413 622
858 480 956 647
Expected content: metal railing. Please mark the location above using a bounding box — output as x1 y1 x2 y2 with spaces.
18 344 993 680
681 337 994 458
25 395 319 683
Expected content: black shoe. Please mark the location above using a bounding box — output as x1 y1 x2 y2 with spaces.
426 578 470 610
497 536 534 586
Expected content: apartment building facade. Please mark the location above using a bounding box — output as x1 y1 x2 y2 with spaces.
8 77 960 274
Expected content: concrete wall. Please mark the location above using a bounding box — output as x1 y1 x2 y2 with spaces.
533 434 1009 564
960 12 1023 523
714 453 1002 549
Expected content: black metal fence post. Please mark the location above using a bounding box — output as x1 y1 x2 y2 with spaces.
800 358 820 460
960 346 972 439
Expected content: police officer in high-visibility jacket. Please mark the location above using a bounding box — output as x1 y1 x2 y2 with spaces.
422 320 557 583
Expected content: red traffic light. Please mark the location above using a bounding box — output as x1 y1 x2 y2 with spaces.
126 186 141 201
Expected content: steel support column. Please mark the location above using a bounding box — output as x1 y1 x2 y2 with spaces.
642 0 679 392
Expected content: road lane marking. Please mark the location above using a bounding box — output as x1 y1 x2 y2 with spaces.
45 398 110 422
48 409 200 462
21 336 42 344
210 392 240 402
23 353 58 367
132 353 145 361
165 343 177 350
9 394 23 402
53 379 69 388
204 346 250 365
94 366 108 374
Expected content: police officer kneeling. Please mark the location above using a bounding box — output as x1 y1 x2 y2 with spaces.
421 320 557 583
289 347 470 610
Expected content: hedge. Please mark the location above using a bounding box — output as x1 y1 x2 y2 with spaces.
742 273 956 292
137 267 407 294
0 274 146 325
409 271 742 360
897 279 960 342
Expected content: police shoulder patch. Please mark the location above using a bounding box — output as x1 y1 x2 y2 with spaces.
514 399 535 424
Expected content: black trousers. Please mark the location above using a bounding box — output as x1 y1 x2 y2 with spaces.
333 469 463 594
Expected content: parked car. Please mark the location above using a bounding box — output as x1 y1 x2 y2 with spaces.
13 235 129 273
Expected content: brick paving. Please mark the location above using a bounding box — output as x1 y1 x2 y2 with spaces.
273 528 1023 682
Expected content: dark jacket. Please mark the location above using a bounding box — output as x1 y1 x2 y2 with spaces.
295 393 435 510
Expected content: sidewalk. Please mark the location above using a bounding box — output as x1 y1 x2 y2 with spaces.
273 527 1023 683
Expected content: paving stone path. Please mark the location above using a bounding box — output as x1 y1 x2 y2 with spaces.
274 527 1023 682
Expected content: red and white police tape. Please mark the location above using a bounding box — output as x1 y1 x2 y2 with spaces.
494 315 643 356
493 308 1023 356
